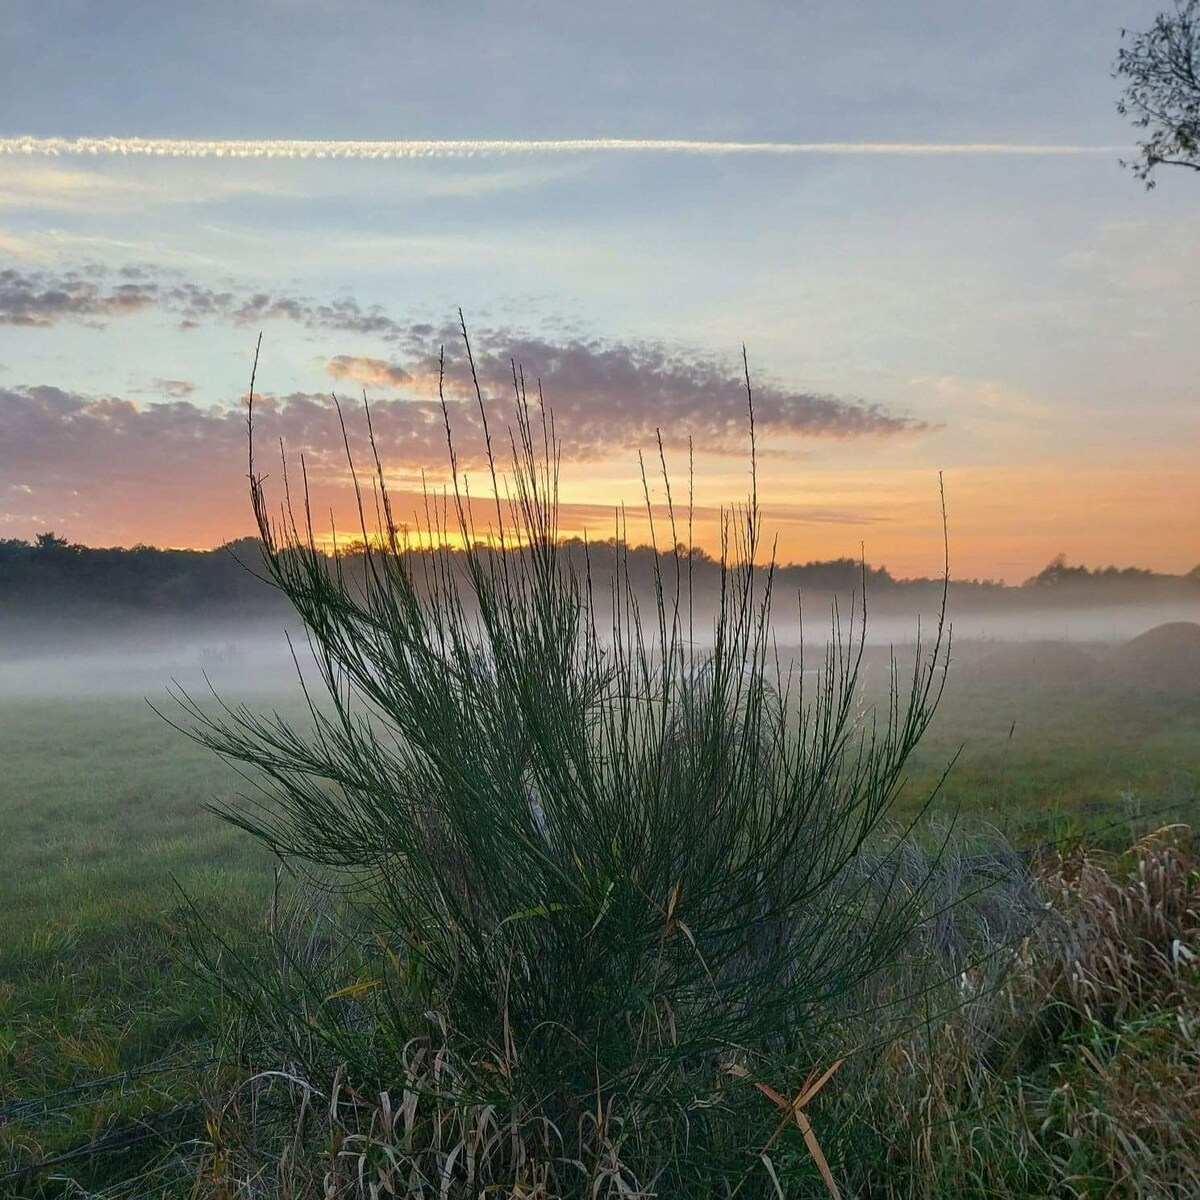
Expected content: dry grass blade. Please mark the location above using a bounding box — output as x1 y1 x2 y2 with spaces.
727 1059 845 1199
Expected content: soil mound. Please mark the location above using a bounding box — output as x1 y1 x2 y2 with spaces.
1105 622 1200 694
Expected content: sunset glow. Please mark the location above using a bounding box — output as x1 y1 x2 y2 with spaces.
2 3 1197 583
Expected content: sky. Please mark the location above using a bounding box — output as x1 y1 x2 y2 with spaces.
1 0 1197 582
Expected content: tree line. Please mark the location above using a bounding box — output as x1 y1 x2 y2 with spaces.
0 533 1195 621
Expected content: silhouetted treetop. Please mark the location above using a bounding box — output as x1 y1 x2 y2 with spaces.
1116 0 1200 185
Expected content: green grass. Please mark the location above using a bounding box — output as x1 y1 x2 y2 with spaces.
5 682 1194 940
903 677 1200 841
2 680 1197 1195
0 699 270 927
0 699 273 1195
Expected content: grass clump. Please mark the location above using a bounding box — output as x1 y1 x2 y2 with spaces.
174 326 962 1197
843 826 1200 1199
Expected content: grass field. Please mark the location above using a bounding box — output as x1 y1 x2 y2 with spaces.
0 699 272 1195
907 674 1200 836
2 654 1199 1196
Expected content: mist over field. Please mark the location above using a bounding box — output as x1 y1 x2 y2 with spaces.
1 570 1196 700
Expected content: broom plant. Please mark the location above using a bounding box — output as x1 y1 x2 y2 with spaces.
178 317 958 1196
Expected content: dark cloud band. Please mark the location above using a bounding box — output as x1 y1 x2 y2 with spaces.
1 266 929 447
0 382 891 546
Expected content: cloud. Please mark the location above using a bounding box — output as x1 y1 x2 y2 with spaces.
0 385 353 545
0 265 927 443
0 160 294 215
0 267 158 326
0 383 572 545
0 164 139 213
229 291 405 338
0 371 910 517
0 385 245 479
1 264 927 456
328 356 415 388
0 268 366 330
323 330 928 455
0 231 48 260
0 382 900 548
0 383 441 497
1 136 1119 160
150 378 197 399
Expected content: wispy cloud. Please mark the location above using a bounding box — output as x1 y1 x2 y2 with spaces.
0 231 44 260
0 160 287 213
1 136 1119 160
0 267 158 326
0 164 139 212
0 268 377 330
0 359 919 538
149 378 197 399
328 355 414 387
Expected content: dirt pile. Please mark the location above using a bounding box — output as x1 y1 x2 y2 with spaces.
1104 622 1200 695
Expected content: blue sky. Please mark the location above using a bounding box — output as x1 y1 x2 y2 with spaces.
0 1 1156 143
1 1 1197 579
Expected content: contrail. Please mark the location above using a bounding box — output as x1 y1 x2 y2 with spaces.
0 135 1119 160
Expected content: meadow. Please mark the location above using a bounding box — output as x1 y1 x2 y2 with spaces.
3 637 1198 1197
3 375 1199 1195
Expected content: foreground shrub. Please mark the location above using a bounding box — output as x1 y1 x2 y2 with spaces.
179 328 964 1197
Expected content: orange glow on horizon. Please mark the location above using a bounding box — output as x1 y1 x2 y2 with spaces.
8 451 1196 585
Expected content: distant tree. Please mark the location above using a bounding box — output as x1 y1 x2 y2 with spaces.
33 531 71 553
1026 553 1086 587
1116 0 1200 185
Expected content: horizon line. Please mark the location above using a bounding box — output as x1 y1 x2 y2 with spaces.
0 135 1123 161
8 533 1190 580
